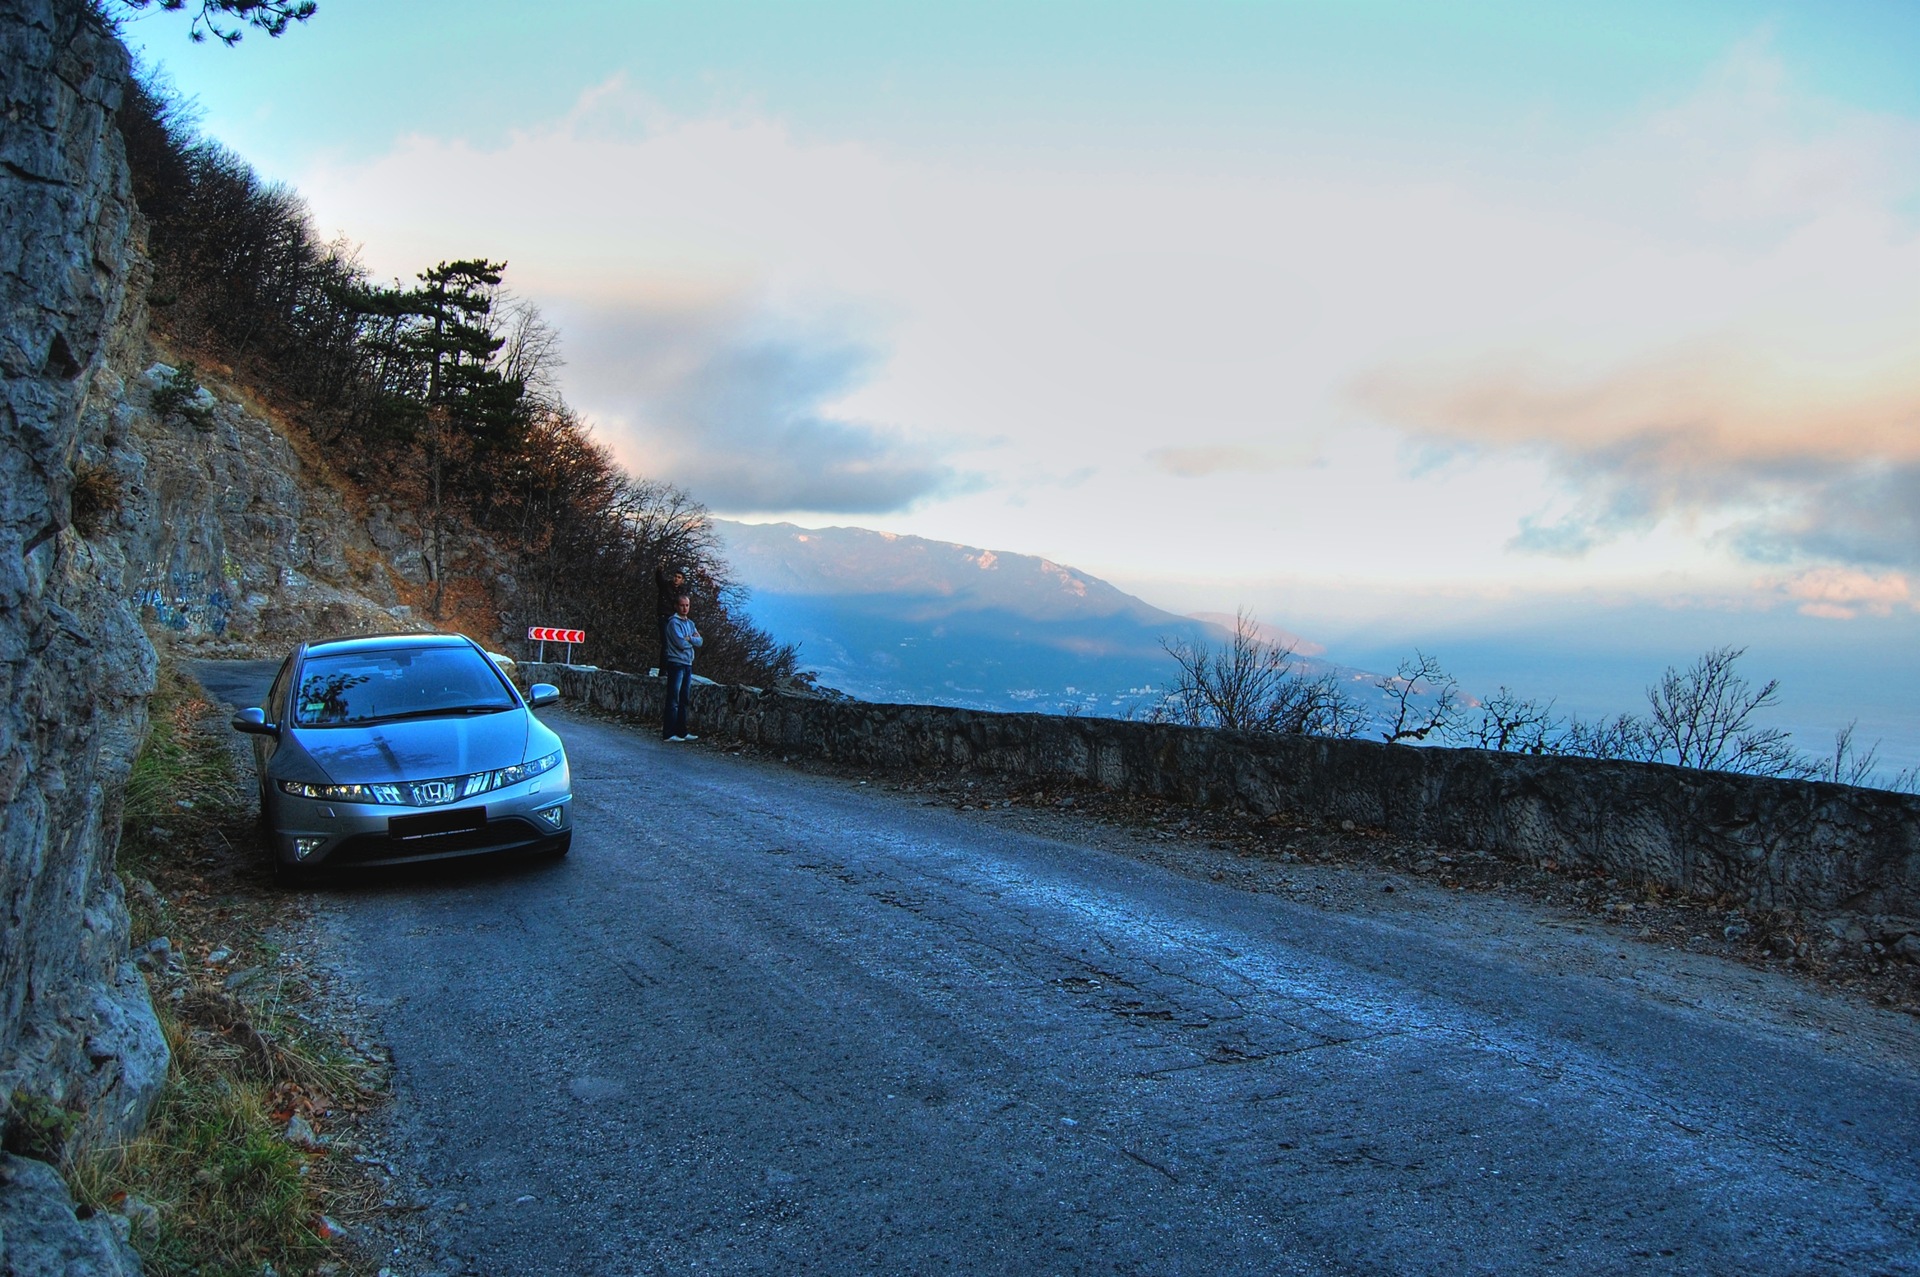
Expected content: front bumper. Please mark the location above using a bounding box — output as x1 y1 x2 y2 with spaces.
267 767 572 869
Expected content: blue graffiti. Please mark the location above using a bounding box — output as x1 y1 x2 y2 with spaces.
134 562 233 635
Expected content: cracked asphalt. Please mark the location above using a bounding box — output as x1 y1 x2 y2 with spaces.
193 665 1920 1275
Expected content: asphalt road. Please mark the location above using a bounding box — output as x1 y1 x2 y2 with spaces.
194 661 1920 1275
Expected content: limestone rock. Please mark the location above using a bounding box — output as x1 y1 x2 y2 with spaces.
0 1153 142 1277
1 0 167 1159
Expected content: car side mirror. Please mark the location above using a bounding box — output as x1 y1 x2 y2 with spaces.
231 707 278 736
527 683 560 709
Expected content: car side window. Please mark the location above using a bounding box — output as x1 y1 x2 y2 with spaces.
268 656 294 721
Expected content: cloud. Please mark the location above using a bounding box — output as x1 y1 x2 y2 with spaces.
294 44 1920 594
1353 346 1920 565
1349 40 1920 573
1568 36 1920 239
1765 566 1915 620
559 299 959 515
1147 440 1321 478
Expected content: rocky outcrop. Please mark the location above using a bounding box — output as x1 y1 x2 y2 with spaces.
0 1153 141 1277
90 356 418 652
1 0 169 1176
519 663 1920 917
2 0 417 1195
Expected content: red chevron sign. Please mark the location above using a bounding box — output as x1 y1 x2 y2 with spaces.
527 627 585 643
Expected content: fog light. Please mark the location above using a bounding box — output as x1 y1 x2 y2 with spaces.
293 836 325 861
535 804 565 829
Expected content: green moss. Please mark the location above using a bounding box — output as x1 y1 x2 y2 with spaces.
3 1089 81 1164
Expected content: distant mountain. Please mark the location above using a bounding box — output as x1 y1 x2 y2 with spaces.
711 520 1229 713
1187 611 1325 659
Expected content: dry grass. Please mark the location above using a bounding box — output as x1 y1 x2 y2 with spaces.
70 458 125 536
75 651 390 1277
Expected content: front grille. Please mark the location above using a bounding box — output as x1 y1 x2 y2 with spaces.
327 815 552 866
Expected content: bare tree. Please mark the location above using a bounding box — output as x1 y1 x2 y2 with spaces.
1159 608 1287 732
1158 610 1364 737
1819 721 1881 787
1377 651 1460 745
1454 686 1558 753
1553 712 1652 762
495 295 565 413
1643 646 1807 776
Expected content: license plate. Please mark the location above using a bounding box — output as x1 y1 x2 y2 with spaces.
389 806 486 840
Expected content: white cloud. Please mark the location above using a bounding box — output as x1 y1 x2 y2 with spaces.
293 45 1920 594
554 296 958 514
1765 567 1916 620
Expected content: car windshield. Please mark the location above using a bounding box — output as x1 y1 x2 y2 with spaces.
292 646 517 727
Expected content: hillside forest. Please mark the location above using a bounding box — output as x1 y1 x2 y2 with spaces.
116 69 803 688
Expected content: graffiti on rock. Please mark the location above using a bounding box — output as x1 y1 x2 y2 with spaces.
135 562 233 635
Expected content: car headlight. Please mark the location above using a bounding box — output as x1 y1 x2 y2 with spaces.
278 750 562 807
276 780 403 803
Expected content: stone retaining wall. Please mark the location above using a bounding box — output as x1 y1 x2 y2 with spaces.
520 662 1920 917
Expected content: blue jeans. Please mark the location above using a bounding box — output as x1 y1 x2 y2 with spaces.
662 662 693 738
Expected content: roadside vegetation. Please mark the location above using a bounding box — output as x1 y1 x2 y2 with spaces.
66 654 387 1277
1159 610 1919 792
112 54 803 688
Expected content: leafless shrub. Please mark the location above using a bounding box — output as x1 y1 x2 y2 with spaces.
1819 721 1881 787
1643 645 1808 777
1158 609 1365 738
69 459 124 536
1454 685 1558 753
1552 711 1653 762
1376 650 1460 745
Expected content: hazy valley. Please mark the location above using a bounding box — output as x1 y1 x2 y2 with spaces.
713 519 1360 716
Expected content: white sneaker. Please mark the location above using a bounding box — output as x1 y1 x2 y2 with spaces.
681 733 699 741
664 735 683 742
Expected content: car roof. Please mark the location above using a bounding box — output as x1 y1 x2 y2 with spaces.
300 632 478 659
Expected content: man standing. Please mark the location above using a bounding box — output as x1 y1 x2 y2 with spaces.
661 593 703 741
654 562 687 673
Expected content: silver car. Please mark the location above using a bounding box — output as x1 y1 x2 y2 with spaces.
232 632 572 880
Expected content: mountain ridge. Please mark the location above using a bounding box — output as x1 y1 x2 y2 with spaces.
713 519 1246 712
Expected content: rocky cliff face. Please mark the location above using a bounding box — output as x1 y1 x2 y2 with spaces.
93 353 418 652
1 0 167 1146
3 0 418 1095
1 0 166 1267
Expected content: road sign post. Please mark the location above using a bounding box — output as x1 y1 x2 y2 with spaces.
526 626 586 665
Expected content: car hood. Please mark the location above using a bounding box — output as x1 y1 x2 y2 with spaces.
289 711 532 784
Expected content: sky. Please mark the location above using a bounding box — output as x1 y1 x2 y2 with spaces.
124 1 1920 761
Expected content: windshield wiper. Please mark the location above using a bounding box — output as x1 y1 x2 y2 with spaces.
353 704 515 724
